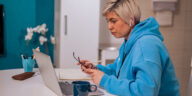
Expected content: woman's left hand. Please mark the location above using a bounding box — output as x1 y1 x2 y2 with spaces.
84 68 104 86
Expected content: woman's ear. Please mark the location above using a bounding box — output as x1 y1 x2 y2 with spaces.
129 20 132 26
129 18 135 27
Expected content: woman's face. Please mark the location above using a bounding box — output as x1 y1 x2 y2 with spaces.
106 11 131 39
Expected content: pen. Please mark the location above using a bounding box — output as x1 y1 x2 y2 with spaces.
31 55 33 59
86 60 103 64
21 54 24 59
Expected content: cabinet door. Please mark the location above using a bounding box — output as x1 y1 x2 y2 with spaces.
59 0 100 68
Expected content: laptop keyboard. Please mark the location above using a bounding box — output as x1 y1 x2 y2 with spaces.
59 81 73 95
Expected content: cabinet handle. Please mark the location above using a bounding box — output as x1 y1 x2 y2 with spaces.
64 15 67 35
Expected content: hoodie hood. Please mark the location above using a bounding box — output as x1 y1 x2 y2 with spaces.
122 16 164 55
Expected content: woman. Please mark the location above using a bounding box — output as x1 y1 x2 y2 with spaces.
78 0 180 95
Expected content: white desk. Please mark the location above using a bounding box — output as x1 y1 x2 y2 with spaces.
0 69 113 96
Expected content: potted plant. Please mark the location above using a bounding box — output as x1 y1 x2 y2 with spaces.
21 23 55 72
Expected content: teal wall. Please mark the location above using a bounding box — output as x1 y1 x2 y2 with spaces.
0 0 54 70
36 0 54 63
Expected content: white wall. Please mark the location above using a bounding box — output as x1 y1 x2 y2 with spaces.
54 0 61 67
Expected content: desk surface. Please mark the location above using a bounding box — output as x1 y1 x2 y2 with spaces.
0 69 114 96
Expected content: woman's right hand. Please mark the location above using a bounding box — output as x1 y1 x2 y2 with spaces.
77 60 97 75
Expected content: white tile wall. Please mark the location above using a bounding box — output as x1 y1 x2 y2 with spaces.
185 12 192 31
186 0 192 12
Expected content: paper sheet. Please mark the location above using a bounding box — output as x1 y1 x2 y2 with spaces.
58 69 92 80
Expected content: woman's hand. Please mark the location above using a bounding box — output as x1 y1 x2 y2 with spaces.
83 68 104 86
77 60 97 75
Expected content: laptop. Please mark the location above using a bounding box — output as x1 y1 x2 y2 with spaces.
33 49 104 96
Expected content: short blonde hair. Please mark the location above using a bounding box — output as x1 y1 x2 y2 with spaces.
103 0 141 24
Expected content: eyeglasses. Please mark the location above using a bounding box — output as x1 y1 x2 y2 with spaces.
73 52 85 65
73 52 98 69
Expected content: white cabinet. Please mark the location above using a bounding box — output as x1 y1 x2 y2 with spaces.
54 0 100 68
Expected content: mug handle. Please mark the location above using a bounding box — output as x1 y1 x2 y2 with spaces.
89 85 97 92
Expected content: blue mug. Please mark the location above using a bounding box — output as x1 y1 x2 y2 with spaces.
72 81 97 96
22 57 35 72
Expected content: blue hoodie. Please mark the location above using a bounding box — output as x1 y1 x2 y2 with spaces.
97 17 180 96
